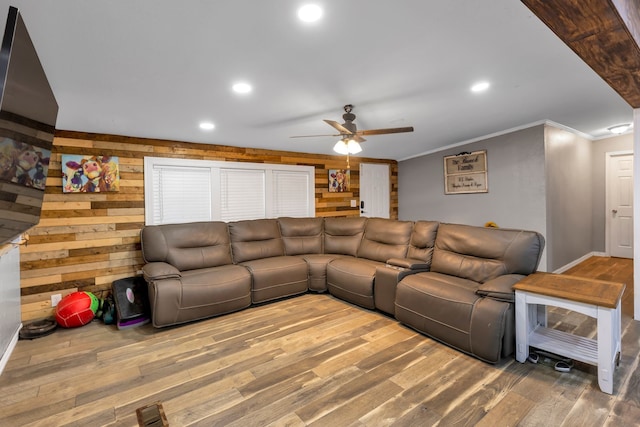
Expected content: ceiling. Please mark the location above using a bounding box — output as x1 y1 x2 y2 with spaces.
1 0 633 161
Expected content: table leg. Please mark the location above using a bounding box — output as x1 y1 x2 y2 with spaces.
596 305 617 394
515 291 529 363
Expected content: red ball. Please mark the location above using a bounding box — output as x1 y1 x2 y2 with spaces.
55 291 99 328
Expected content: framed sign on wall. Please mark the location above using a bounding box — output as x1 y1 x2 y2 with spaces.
443 150 488 194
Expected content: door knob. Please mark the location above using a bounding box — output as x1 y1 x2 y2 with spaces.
612 209 618 214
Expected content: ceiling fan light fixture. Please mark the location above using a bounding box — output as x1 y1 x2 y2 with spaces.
333 139 349 155
333 139 362 155
346 139 362 154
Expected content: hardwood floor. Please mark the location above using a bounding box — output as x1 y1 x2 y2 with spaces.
0 256 637 426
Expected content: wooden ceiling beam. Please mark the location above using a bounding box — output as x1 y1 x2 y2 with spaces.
521 0 640 108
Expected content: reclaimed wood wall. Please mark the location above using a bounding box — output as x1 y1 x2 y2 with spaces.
19 131 398 321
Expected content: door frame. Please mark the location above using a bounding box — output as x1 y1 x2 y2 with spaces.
605 150 633 257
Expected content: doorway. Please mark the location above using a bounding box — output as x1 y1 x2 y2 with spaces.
359 163 390 218
606 151 633 258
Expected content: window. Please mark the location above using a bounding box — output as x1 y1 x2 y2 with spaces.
144 157 315 225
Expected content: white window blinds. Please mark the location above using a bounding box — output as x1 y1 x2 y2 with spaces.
150 165 212 225
144 157 315 225
271 170 310 218
220 168 265 221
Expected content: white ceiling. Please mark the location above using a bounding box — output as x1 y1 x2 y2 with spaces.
3 0 633 161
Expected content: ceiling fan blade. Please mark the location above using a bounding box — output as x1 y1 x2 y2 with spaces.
358 126 414 136
290 133 366 142
324 119 353 135
290 133 342 138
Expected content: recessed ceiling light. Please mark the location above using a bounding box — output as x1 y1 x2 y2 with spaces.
607 123 632 134
199 122 215 130
298 4 323 22
471 81 490 93
232 82 252 94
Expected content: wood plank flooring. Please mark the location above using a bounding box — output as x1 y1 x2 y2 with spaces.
0 256 637 426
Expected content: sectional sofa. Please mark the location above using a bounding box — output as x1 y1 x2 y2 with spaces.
140 217 544 363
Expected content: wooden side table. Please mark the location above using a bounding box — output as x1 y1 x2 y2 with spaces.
514 272 625 394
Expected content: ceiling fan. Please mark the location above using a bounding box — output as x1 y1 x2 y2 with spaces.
290 104 414 155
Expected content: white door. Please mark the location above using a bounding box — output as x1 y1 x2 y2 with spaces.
607 152 633 258
359 163 390 218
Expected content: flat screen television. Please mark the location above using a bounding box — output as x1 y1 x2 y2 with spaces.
0 6 58 246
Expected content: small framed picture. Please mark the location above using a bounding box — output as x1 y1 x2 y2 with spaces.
328 169 349 192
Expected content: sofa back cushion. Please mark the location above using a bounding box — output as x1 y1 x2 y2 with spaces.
141 221 232 271
323 217 366 256
357 218 413 262
278 217 323 255
407 220 439 263
431 223 544 283
229 219 285 263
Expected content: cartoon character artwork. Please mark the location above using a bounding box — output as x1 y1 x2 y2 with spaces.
62 154 120 193
328 169 349 193
0 138 51 190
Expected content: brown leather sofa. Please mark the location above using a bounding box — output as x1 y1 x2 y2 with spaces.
140 217 544 363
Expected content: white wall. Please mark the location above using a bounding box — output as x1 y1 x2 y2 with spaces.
0 242 21 376
544 126 593 271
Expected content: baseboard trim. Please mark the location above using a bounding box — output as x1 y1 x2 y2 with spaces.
0 323 22 377
553 252 607 274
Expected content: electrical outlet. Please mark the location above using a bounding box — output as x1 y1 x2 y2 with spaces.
351 199 357 208
51 293 62 307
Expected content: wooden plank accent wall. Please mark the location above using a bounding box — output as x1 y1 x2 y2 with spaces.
19 130 398 321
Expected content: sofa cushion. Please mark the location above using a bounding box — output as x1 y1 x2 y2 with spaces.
431 223 544 283
141 221 233 271
323 217 366 256
278 217 323 255
357 218 413 262
229 219 285 263
241 256 309 303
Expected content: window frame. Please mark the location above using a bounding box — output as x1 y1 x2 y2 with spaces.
144 156 316 225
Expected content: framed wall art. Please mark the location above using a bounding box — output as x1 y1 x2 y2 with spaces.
61 154 120 193
444 150 488 194
328 169 349 192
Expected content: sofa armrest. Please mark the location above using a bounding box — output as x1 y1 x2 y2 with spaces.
142 262 181 281
476 274 526 302
386 257 431 271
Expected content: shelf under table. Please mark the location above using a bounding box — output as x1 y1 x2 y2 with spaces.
528 325 597 365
